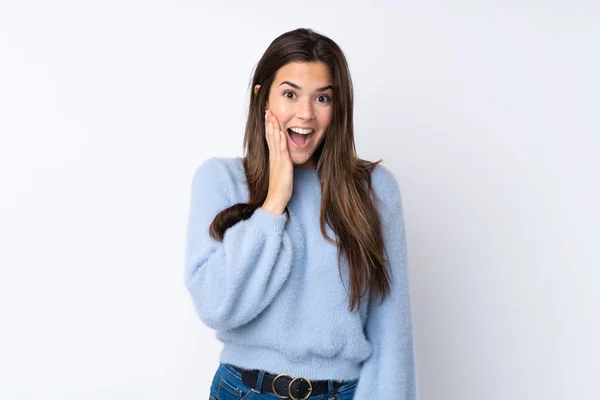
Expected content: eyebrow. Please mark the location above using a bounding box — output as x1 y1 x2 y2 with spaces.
279 81 334 92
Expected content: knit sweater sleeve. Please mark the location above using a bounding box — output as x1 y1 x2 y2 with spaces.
184 157 293 331
354 166 418 400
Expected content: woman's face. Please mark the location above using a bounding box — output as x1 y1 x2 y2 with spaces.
255 61 334 169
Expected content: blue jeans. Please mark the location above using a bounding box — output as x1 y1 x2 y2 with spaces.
209 363 358 400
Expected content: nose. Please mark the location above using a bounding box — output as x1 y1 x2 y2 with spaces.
296 97 315 121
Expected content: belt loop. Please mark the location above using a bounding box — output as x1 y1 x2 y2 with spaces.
328 379 334 398
254 370 265 393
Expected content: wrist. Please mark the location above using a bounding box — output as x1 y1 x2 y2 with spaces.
261 199 285 215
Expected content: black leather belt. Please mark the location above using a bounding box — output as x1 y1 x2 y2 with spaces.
233 365 346 400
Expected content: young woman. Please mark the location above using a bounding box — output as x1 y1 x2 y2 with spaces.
185 28 417 400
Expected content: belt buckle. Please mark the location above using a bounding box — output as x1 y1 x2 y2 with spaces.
272 374 313 400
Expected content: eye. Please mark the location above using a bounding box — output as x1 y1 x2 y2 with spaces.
283 91 331 104
317 95 332 104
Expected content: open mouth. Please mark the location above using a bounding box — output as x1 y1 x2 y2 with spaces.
286 128 314 146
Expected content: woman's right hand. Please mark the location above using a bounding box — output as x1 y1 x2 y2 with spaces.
262 109 293 215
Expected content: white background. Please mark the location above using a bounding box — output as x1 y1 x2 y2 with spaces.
1 1 598 399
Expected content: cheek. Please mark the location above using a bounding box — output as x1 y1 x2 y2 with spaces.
317 109 333 129
271 104 293 123
268 95 290 120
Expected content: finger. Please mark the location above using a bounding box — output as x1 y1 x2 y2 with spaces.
271 115 288 154
267 111 280 162
280 130 288 152
271 113 282 137
265 111 273 155
270 112 281 161
270 114 283 151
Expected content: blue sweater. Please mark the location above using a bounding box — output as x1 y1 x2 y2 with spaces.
184 157 417 399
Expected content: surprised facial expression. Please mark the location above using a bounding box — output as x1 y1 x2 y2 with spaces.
255 61 334 169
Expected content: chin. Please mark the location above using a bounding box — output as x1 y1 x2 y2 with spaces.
291 154 314 168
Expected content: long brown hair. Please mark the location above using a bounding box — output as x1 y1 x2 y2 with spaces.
209 28 391 312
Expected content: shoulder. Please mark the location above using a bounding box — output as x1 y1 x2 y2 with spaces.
191 156 245 193
369 162 402 205
368 163 407 241
194 156 242 175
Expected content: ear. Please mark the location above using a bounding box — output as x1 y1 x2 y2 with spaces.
254 84 269 109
